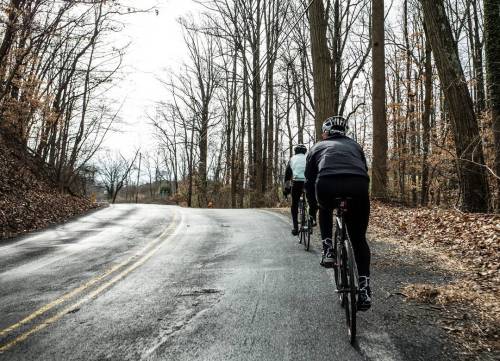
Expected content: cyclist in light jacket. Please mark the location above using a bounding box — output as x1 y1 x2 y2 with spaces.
283 144 314 236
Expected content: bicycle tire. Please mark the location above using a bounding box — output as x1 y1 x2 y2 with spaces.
339 243 348 313
298 199 304 243
305 219 311 251
333 225 342 303
344 228 358 344
302 203 310 251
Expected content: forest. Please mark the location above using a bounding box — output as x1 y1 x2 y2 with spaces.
0 0 132 193
144 0 498 212
0 0 498 213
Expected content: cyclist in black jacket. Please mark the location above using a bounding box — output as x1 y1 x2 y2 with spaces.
305 116 372 311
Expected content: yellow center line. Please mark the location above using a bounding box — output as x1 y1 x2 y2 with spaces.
0 222 180 353
0 210 179 341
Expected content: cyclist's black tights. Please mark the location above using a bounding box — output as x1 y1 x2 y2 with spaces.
291 181 304 230
312 175 371 277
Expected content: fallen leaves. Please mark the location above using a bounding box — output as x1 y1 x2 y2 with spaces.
370 201 500 358
370 201 499 289
0 135 97 240
403 282 499 358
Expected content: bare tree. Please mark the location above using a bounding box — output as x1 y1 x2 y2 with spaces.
420 0 490 212
308 0 334 139
371 0 388 199
484 0 500 208
98 149 140 203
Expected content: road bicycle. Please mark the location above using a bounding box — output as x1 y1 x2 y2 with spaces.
297 191 312 251
332 197 358 344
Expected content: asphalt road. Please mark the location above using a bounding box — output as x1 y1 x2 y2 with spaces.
0 204 408 361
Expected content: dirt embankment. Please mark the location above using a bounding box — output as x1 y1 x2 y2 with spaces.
0 133 97 240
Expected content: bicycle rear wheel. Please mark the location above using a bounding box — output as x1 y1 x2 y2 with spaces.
333 225 342 303
339 243 348 310
303 206 310 251
344 231 358 344
304 220 311 251
298 199 304 243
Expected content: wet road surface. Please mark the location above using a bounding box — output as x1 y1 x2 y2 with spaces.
0 204 404 360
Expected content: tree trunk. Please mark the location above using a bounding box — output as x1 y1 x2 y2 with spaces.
308 0 335 139
285 65 293 157
251 0 263 205
371 0 388 199
472 0 485 114
230 49 238 208
238 52 247 208
266 60 275 190
187 123 195 208
484 0 500 209
0 0 24 74
394 54 406 200
198 105 208 208
243 39 253 204
420 0 490 212
273 95 279 185
421 29 432 206
331 0 341 115
291 64 304 143
404 0 417 205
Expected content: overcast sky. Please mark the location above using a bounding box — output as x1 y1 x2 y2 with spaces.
103 0 201 155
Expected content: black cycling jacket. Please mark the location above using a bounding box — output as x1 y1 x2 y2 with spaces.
304 134 369 194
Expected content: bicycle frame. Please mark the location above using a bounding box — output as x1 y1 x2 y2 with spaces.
335 200 347 237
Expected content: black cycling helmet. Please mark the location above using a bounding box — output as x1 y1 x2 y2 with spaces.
294 144 307 154
322 115 348 136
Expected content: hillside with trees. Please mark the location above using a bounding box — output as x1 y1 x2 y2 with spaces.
0 132 96 238
0 1 139 236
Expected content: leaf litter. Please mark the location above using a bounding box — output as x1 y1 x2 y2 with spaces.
370 201 499 359
0 134 98 240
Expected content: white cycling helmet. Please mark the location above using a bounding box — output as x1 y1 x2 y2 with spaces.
322 116 348 135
